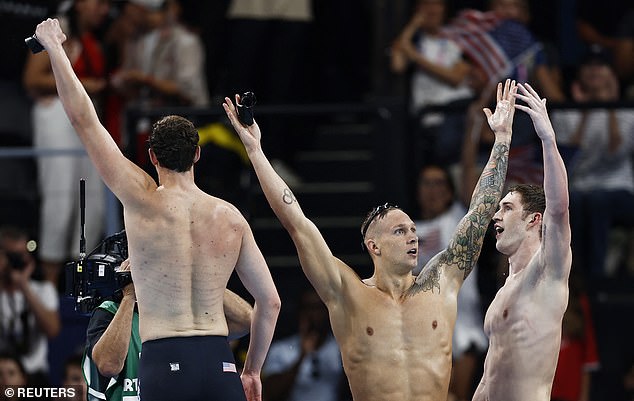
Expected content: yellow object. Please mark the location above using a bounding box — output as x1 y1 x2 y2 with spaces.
197 123 249 164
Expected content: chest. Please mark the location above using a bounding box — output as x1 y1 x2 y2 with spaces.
340 289 455 355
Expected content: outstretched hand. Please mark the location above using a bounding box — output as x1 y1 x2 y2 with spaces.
483 79 517 141
34 18 67 50
514 83 556 142
223 95 262 154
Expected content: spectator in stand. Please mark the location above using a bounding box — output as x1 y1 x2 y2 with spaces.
391 0 474 166
56 353 88 401
111 0 209 109
551 274 600 401
262 287 346 401
0 353 29 401
23 0 110 287
552 49 634 278
100 0 158 147
0 226 60 386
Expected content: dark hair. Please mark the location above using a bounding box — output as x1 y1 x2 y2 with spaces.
507 184 545 218
418 164 456 203
0 352 27 378
148 115 199 172
360 203 401 241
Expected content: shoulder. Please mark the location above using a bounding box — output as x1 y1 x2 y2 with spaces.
199 194 249 228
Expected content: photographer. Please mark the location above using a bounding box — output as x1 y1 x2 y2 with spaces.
84 258 254 401
0 225 61 386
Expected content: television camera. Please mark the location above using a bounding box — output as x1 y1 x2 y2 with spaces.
64 179 132 314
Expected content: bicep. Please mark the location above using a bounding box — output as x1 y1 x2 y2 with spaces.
289 219 347 304
541 210 572 279
82 124 156 205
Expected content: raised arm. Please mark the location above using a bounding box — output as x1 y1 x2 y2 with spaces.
223 97 350 305
514 83 571 278
414 80 514 292
34 19 154 205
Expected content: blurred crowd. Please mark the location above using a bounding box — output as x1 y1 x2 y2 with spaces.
0 0 633 400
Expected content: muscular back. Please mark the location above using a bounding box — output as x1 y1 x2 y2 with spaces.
124 185 246 342
479 252 569 401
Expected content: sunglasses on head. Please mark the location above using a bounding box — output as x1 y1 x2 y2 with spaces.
360 203 400 250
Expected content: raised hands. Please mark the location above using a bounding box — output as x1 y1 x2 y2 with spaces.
514 83 556 143
483 79 517 140
223 95 262 154
34 18 67 50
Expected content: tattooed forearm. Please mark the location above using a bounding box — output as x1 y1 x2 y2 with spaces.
281 188 296 205
443 141 509 279
469 141 509 213
440 209 490 279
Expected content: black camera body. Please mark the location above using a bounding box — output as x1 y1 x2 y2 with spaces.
65 230 132 314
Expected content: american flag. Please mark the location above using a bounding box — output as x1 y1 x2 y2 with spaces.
441 10 543 85
222 362 237 373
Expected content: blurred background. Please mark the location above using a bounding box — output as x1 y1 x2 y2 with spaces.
1 0 633 400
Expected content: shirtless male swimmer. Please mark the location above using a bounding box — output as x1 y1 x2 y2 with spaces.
33 18 280 401
473 83 572 401
224 80 517 401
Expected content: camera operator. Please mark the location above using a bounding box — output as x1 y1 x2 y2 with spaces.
0 225 61 386
84 258 254 401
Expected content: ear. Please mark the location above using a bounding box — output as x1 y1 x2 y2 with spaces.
148 148 159 166
193 146 201 164
528 212 542 227
366 239 381 256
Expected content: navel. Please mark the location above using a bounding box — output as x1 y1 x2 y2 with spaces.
432 320 438 329
366 326 374 336
503 309 509 319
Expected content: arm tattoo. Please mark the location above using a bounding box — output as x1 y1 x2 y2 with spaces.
282 188 296 205
469 142 508 211
452 141 509 278
407 262 441 297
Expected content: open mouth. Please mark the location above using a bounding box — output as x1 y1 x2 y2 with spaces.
494 225 504 236
407 248 417 255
